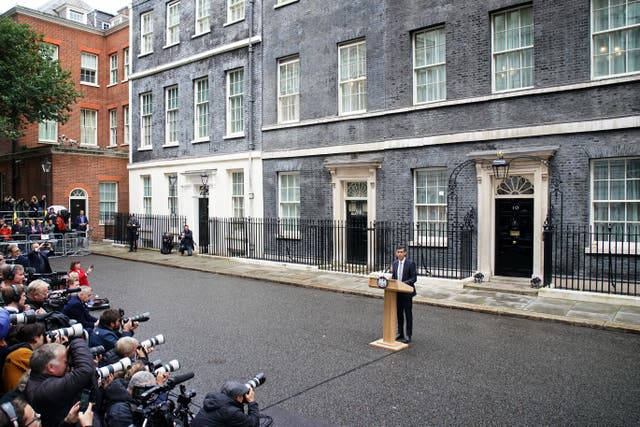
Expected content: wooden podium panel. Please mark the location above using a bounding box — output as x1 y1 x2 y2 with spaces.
368 276 414 351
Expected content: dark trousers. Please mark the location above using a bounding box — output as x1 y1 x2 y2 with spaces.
128 232 138 251
396 294 413 339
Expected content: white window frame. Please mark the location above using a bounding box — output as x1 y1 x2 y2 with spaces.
491 5 534 92
109 109 117 146
338 40 367 115
195 0 210 35
227 0 245 24
99 182 117 225
143 176 152 215
68 8 87 24
413 27 446 104
591 0 640 79
80 109 97 146
414 168 448 246
109 54 118 85
278 172 300 237
140 93 153 149
141 12 154 55
194 77 209 141
166 1 180 47
168 174 178 215
123 48 130 80
123 105 130 145
226 68 244 137
232 171 245 218
165 86 179 145
590 157 640 253
80 52 98 85
38 120 57 143
277 56 300 123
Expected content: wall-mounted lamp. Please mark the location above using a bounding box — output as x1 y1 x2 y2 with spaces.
200 173 209 197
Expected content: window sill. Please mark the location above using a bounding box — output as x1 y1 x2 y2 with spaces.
338 109 367 117
121 78 129 83
138 146 152 151
192 30 211 39
138 51 153 58
492 85 534 95
191 138 210 144
163 42 180 49
38 140 59 145
585 243 639 256
107 144 118 149
223 18 245 27
107 82 117 88
223 133 245 140
413 97 446 106
162 142 179 148
274 0 299 8
275 233 301 241
409 239 448 248
80 82 99 87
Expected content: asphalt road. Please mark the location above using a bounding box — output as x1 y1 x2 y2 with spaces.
50 255 640 426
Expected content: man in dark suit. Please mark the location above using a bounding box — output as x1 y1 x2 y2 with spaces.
62 287 97 332
391 245 417 343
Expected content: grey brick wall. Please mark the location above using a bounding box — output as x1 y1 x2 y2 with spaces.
130 0 263 163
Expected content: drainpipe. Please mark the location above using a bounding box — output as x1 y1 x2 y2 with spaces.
246 0 257 216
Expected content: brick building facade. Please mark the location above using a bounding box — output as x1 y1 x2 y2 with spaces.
0 1 130 240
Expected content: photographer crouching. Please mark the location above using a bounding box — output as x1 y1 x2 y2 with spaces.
192 374 265 427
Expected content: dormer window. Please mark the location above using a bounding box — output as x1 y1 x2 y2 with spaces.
68 8 87 24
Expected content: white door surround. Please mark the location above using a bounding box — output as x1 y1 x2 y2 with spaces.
470 146 558 281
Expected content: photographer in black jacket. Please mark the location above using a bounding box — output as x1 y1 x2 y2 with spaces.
192 380 260 427
25 338 96 427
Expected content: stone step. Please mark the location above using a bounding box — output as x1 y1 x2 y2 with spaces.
464 276 540 296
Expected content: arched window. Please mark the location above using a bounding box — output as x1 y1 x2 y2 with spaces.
497 176 534 195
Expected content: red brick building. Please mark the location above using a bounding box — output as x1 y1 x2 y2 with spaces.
0 1 130 240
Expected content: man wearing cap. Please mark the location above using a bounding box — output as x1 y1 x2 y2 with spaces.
105 370 157 427
192 380 260 427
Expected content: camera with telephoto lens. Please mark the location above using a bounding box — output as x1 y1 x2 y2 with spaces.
153 360 180 375
132 371 196 427
119 309 151 323
245 372 266 390
10 309 37 325
42 287 81 312
47 323 84 341
89 345 105 357
97 357 132 378
139 334 165 349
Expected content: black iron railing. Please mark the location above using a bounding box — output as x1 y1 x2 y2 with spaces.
201 217 475 279
104 213 186 248
547 224 640 295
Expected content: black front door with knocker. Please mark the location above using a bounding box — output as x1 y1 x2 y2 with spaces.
495 199 533 277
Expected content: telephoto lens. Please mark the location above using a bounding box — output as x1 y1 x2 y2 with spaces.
48 323 84 340
96 357 132 378
139 334 165 349
154 359 180 375
9 309 37 325
245 372 266 390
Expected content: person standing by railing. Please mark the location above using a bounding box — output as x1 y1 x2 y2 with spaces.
126 214 140 252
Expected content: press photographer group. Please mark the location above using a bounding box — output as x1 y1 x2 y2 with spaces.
0 260 269 427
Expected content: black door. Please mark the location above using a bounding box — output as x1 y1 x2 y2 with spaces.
70 199 86 229
495 198 533 277
346 200 367 264
198 198 209 253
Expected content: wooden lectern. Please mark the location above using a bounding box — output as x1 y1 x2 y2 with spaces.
368 276 414 351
